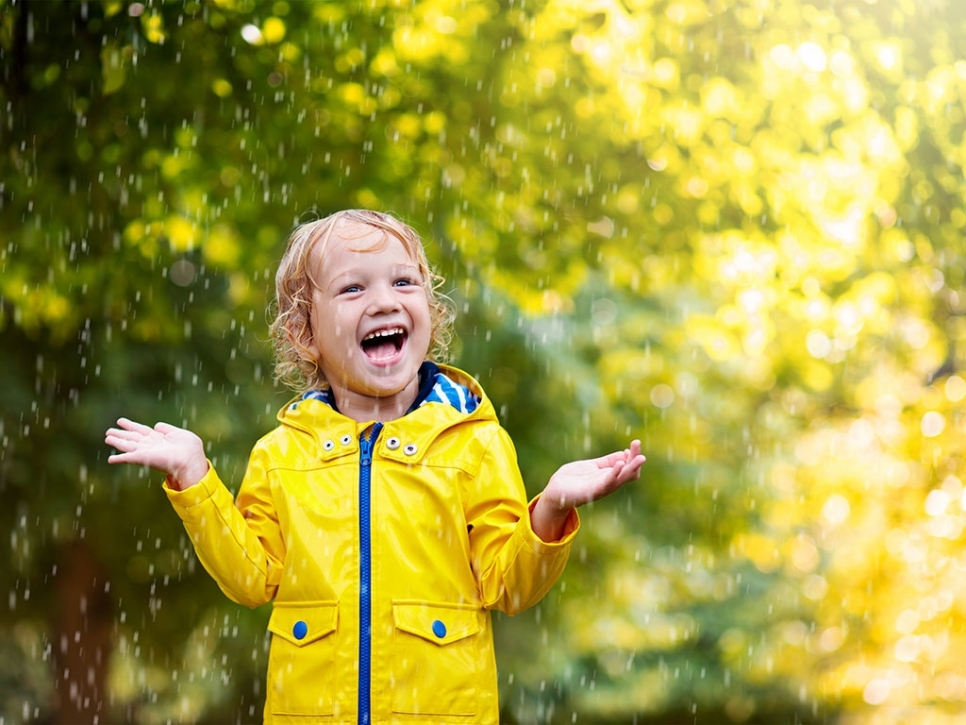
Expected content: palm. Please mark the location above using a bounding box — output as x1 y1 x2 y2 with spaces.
550 459 619 506
544 440 645 509
105 418 207 488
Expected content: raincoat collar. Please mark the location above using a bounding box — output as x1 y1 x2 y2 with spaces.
290 362 480 417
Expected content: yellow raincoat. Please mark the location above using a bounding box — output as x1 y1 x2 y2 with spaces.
165 365 578 723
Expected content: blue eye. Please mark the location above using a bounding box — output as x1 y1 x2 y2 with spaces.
394 278 415 287
341 284 361 294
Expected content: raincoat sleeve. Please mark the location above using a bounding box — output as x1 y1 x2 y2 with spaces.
163 446 284 608
466 425 580 615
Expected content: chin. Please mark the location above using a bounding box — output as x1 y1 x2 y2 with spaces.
363 371 416 396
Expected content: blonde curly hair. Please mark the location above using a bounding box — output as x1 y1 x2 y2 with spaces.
269 209 455 394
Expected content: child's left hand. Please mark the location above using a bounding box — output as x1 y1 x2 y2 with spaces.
531 440 645 542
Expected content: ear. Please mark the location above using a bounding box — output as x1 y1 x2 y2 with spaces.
287 314 320 362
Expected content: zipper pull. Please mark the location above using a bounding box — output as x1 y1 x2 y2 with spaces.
359 423 383 466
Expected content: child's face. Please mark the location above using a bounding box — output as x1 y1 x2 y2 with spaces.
306 222 432 415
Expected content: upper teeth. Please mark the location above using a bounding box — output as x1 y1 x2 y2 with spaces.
364 327 403 341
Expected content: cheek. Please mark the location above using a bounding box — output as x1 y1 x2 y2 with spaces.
419 302 434 331
318 324 360 361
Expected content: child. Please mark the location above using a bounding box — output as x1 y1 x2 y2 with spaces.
105 209 644 724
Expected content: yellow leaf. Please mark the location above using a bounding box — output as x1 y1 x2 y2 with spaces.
100 45 127 95
263 17 286 44
165 216 198 252
141 13 167 45
203 225 240 267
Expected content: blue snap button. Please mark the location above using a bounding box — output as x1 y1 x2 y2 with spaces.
293 620 308 640
432 619 447 639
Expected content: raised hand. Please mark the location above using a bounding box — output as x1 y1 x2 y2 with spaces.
531 440 645 542
105 418 208 491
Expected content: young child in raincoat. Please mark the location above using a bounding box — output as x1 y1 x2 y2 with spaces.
105 209 645 724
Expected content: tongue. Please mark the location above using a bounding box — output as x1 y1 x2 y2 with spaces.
365 339 398 360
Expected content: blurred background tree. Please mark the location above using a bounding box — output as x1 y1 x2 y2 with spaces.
2 0 966 723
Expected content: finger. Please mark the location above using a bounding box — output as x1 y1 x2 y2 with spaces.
116 417 154 434
614 456 645 484
154 422 180 435
612 460 633 484
626 455 646 480
104 433 129 448
604 465 635 495
105 428 148 445
623 452 645 470
107 450 142 465
105 435 141 453
596 449 631 470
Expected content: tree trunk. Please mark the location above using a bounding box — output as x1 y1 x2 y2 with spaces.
52 539 114 725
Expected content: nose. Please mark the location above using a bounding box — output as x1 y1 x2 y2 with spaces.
367 281 401 314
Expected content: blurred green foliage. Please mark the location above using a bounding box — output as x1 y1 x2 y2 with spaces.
3 0 966 723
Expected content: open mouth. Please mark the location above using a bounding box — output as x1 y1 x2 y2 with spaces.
361 326 407 362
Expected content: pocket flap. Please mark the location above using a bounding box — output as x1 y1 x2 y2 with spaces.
393 602 481 646
269 601 338 647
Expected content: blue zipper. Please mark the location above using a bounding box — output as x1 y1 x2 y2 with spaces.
358 423 382 725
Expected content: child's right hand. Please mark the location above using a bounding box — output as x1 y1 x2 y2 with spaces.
105 418 208 491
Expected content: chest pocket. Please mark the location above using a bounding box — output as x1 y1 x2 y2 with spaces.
267 601 339 716
391 601 485 716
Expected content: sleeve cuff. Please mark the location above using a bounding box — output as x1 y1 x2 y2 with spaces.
526 494 580 550
162 462 221 509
